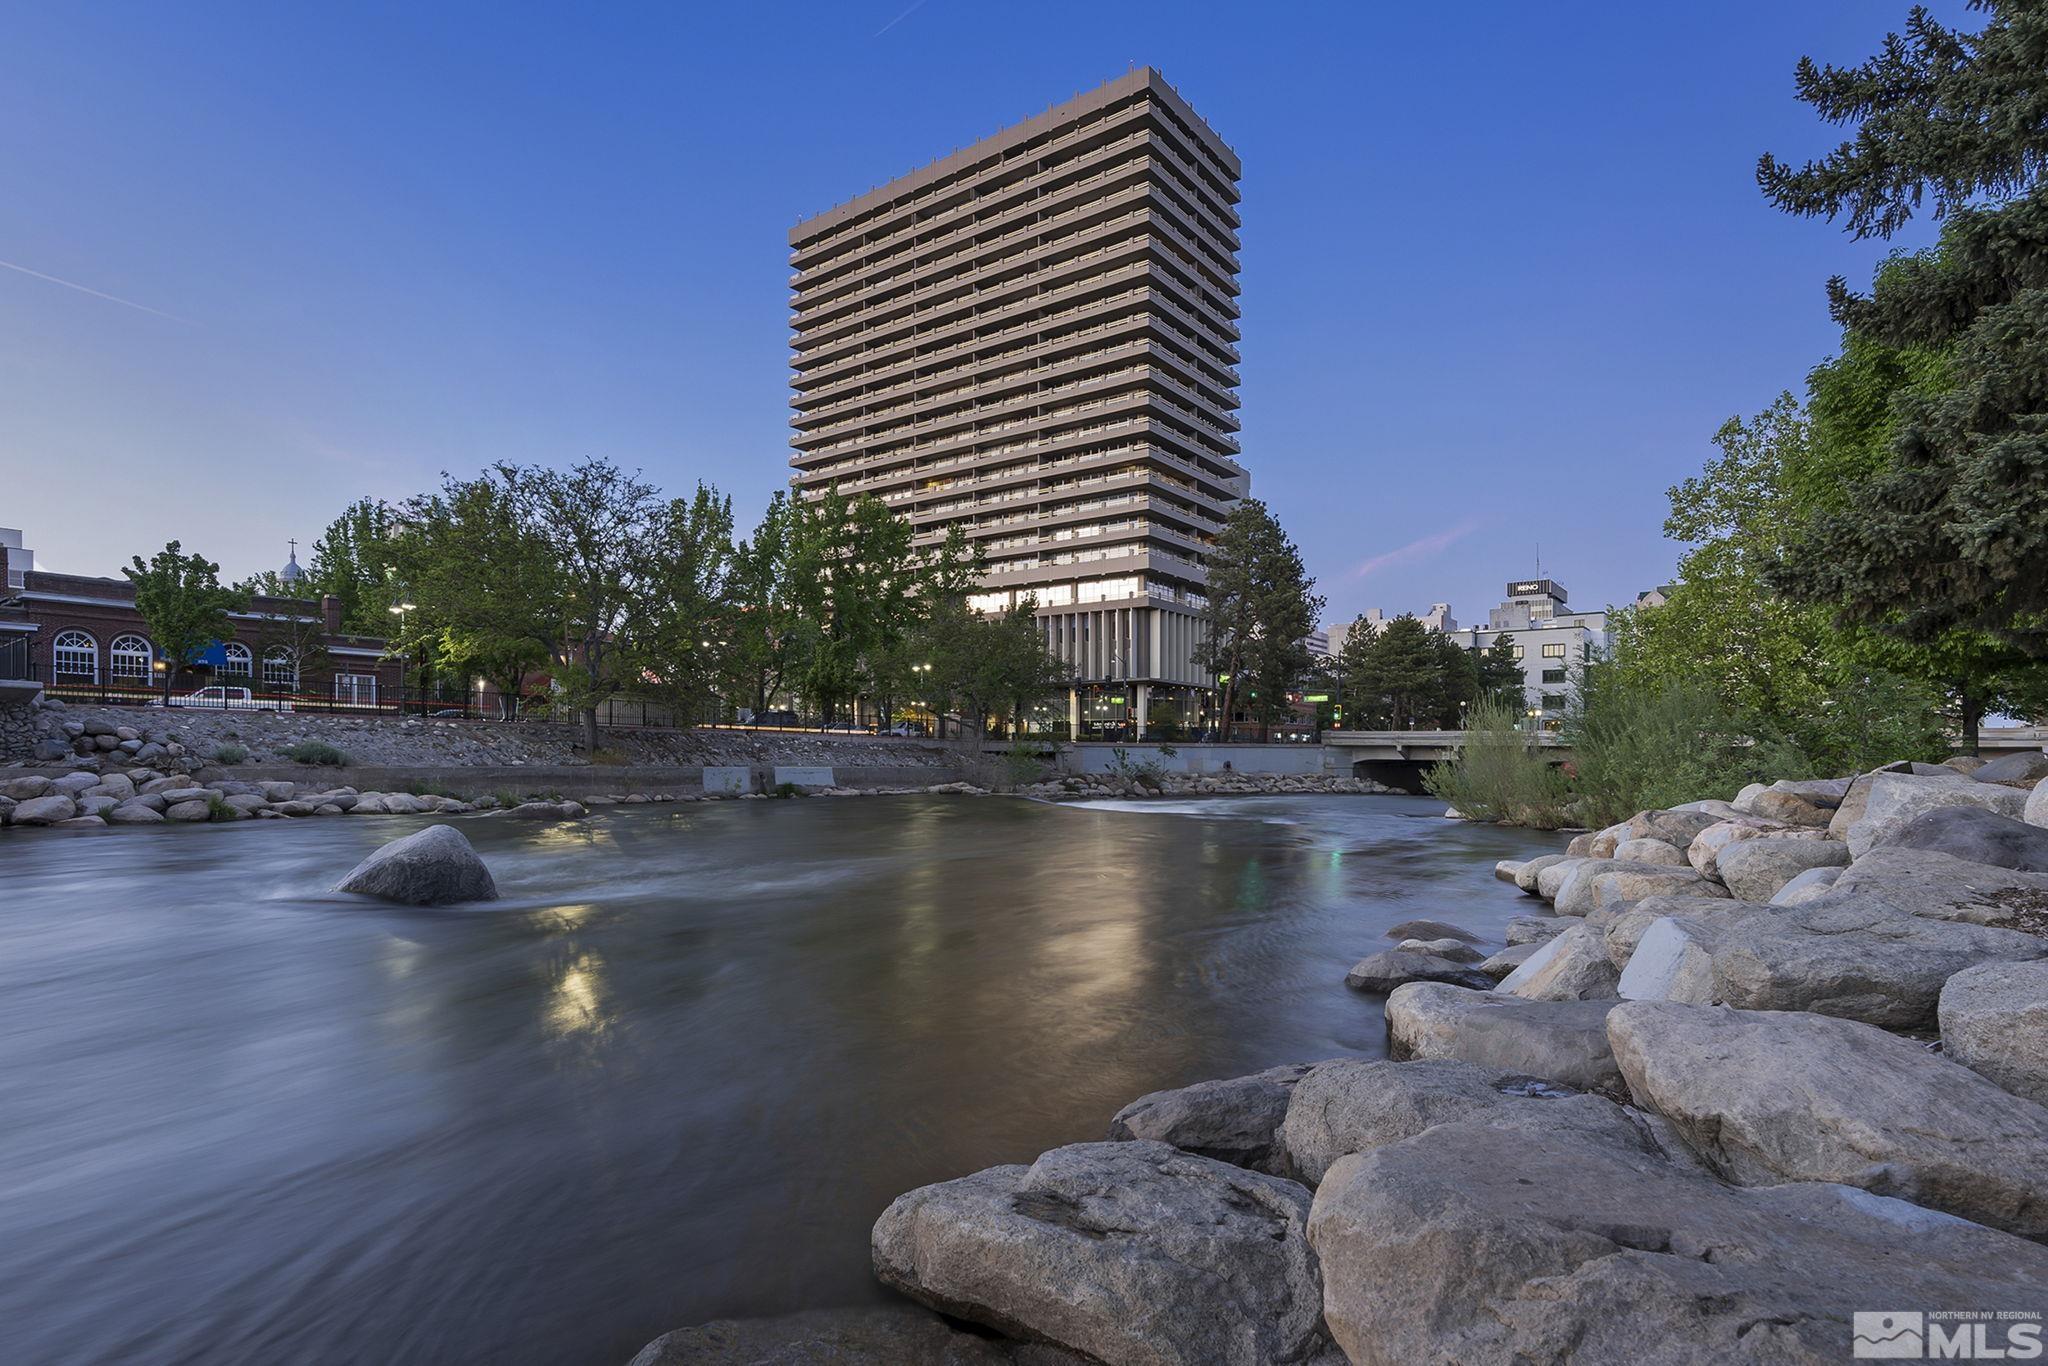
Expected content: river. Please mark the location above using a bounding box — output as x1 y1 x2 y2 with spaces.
0 793 1560 1365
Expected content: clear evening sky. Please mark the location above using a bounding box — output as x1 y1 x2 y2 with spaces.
1 2 1953 628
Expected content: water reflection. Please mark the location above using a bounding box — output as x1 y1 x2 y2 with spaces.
0 794 1559 1366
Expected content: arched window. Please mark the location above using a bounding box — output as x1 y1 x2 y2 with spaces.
220 641 253 679
53 630 98 682
110 634 153 684
262 647 298 692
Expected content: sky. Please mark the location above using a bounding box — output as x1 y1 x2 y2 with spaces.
0 1 1959 628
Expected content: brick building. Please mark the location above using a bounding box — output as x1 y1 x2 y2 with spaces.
0 530 402 704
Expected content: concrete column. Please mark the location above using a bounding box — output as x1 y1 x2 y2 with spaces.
1135 683 1149 741
1068 687 1081 741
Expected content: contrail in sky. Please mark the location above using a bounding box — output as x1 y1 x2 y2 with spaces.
1350 517 1485 578
874 0 928 37
0 258 190 323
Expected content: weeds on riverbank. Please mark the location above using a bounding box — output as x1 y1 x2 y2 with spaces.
1423 702 1570 827
280 741 348 767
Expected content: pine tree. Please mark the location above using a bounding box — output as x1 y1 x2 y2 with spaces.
1193 499 1323 732
1760 0 2048 661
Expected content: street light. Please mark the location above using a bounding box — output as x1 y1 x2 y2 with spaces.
389 599 419 714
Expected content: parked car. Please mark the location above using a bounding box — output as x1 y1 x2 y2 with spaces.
887 720 928 738
157 685 293 713
754 709 802 728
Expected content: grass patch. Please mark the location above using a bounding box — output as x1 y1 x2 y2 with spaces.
205 794 237 823
279 740 348 767
211 742 249 766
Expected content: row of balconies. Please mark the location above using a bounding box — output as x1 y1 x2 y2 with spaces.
792 227 1239 373
792 167 1240 331
792 330 1234 443
794 365 1239 469
792 191 1240 350
793 110 1240 282
796 405 1242 500
793 267 1241 396
795 300 1238 419
808 435 1243 520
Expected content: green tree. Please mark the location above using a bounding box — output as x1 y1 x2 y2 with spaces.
305 499 399 634
622 483 737 723
392 471 559 717
1341 615 1444 729
1474 633 1525 708
497 459 667 752
123 542 247 698
916 595 1065 742
783 488 918 720
1760 0 2048 661
725 491 809 720
1193 498 1323 733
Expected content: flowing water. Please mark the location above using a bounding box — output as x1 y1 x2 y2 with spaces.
0 794 1561 1365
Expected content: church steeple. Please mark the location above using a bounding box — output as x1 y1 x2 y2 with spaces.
280 538 305 587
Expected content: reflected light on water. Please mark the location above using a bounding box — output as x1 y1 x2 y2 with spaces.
545 952 608 1037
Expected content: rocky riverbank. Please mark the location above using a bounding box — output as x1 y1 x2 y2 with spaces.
629 751 2048 1365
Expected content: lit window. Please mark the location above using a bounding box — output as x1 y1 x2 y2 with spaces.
54 630 98 681
1510 645 1525 661
1541 642 1568 658
262 648 299 691
110 634 153 682
221 641 253 678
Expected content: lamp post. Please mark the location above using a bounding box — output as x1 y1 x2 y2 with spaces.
911 661 933 737
388 599 418 714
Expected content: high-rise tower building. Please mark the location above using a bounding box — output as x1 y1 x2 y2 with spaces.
787 68 1246 736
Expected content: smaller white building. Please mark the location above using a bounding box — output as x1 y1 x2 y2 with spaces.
1449 579 1609 727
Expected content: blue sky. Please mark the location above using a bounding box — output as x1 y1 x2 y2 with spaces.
0 1 1954 627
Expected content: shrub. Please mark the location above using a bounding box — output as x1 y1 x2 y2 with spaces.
204 794 236 823
1565 677 1810 828
1424 701 1572 827
280 740 348 767
211 742 248 765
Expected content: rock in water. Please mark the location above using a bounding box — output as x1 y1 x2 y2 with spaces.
334 824 498 905
1307 1119 2048 1366
1106 1063 1318 1174
1385 983 1625 1098
1607 1001 2048 1242
872 1141 1338 1366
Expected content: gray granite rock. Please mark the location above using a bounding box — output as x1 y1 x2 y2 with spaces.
1714 836 1851 902
1385 982 1625 1098
333 824 499 906
1344 949 1492 993
1940 960 2048 1106
1107 1063 1318 1173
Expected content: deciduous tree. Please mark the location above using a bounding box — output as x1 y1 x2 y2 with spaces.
123 542 246 698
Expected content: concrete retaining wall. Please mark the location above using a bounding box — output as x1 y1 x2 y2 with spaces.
2 761 968 798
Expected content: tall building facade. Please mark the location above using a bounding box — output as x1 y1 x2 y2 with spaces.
787 68 1246 737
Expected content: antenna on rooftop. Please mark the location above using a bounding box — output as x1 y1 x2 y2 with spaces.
1535 542 1542 579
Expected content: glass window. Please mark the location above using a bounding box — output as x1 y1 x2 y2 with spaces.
1541 668 1566 684
221 641 253 678
54 630 97 681
1541 642 1568 658
110 634 152 682
1510 645 1525 661
1541 692 1568 710
262 648 299 691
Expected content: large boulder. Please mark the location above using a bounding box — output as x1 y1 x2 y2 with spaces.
1106 1063 1317 1173
1382 917 1480 944
1534 856 1585 901
1872 804 2048 873
1385 983 1624 1097
871 1141 1339 1366
333 824 499 906
1831 845 2048 927
1624 807 1725 848
2030 773 2048 828
1306 1119 2048 1366
1586 820 1633 859
0 775 51 801
1743 789 1836 828
1686 818 1819 879
1714 836 1851 902
1505 914 1568 944
1616 896 2048 1029
1476 942 1541 978
86 772 136 801
1608 1001 2048 1242
627 1306 1087 1365
1278 1057 1649 1186
1826 771 1876 839
1940 960 2048 1106
1848 770 2030 857
1770 865 1843 905
1557 860 1726 917
1343 949 1492 993
1974 750 2048 789
1611 837 1687 867
9 795 77 826
1512 853 1570 894
49 771 99 798
106 801 166 825
503 799 587 821
1496 922 1620 1001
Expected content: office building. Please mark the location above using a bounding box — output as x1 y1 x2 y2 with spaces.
787 68 1246 737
